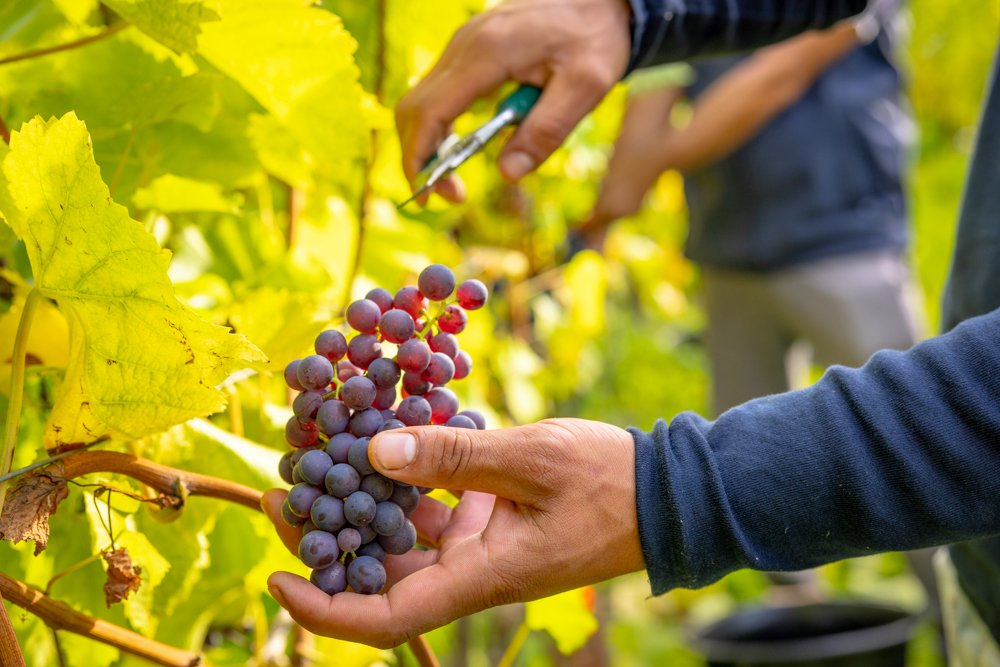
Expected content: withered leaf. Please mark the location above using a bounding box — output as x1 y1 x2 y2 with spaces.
103 547 142 607
0 461 69 555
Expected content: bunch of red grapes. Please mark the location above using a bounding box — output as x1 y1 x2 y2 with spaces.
278 264 488 595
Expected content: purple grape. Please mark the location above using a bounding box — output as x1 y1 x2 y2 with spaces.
292 466 304 484
428 332 459 359
378 419 406 432
393 286 427 319
279 451 295 485
346 299 382 334
316 399 350 436
360 474 394 502
379 309 415 344
390 483 420 515
347 333 382 370
315 330 348 361
310 494 347 532
344 491 377 526
310 561 347 595
341 376 376 410
347 555 386 595
418 264 455 301
453 350 472 380
348 437 376 475
445 414 478 429
337 527 362 553
396 396 431 426
438 304 467 334
286 417 319 448
402 372 431 396
293 391 324 420
358 523 377 545
296 355 335 391
456 279 488 310
421 352 455 386
380 409 396 422
284 360 305 391
325 432 356 463
281 500 306 527
377 519 417 555
372 502 405 536
397 339 431 373
290 447 312 464
349 408 384 438
325 463 361 498
299 530 340 569
365 288 394 313
367 357 401 388
457 409 486 430
356 541 386 562
373 385 396 410
287 483 324 517
426 387 459 424
296 449 334 486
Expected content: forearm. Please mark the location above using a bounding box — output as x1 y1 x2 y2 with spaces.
634 307 1000 594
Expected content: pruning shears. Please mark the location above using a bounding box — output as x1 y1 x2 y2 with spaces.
398 84 542 208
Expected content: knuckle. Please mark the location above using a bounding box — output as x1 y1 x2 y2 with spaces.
524 115 569 155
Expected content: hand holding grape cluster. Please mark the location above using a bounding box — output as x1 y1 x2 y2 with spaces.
277 264 489 595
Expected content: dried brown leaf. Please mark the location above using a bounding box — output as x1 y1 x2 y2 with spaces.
0 462 69 555
103 547 142 607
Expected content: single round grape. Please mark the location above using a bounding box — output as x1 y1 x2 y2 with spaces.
310 494 347 532
457 409 486 430
296 355 335 391
347 437 376 475
396 395 432 426
337 361 362 382
421 352 455 386
358 523 377 545
310 561 347 595
292 391 324 421
377 519 417 555
325 463 361 498
337 527 362 554
378 419 405 432
453 350 472 380
284 360 305 391
281 500 306 527
296 449 334 486
344 491 377 526
402 372 431 396
290 447 313 465
367 357 401 388
278 451 295 485
347 555 386 595
425 387 459 424
397 339 432 373
341 376 376 411
379 309 415 344
372 502 405 536
365 287 394 313
428 332 459 359
315 330 348 361
356 541 386 562
456 279 488 310
445 414 478 430
393 286 427 319
299 530 340 569
287 483 324 517
347 333 382 370
286 416 319 448
349 407 384 438
325 432 356 463
438 304 468 334
390 483 420 515
418 264 456 301
379 409 396 421
373 385 397 410
292 466 304 484
360 474 394 502
346 299 382 334
316 399 350 436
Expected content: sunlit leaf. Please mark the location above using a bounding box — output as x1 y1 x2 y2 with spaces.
104 0 220 53
525 587 599 655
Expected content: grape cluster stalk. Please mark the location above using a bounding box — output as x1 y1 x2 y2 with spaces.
279 265 490 595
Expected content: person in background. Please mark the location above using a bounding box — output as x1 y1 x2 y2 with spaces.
262 1 1000 660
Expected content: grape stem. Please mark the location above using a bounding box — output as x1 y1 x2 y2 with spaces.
0 22 129 67
0 590 26 667
496 621 531 667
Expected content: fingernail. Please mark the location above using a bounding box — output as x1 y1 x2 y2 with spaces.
268 584 286 607
373 432 417 470
499 151 535 181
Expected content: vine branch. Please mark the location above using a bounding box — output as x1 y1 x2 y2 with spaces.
0 591 26 667
0 573 200 667
0 23 128 67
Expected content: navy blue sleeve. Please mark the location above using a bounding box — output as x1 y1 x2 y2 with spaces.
633 307 1000 594
627 0 871 70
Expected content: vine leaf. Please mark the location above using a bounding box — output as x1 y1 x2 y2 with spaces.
103 547 143 607
0 113 267 451
524 587 599 655
0 462 69 555
103 0 220 53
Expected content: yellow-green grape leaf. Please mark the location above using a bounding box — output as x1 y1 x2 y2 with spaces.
0 113 267 450
132 174 240 213
52 0 99 24
525 588 599 655
103 0 220 53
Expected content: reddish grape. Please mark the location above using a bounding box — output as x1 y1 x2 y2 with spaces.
281 500 306 527
456 279 488 310
428 332 459 359
396 395 432 426
338 527 363 553
379 309 415 344
279 451 295 485
292 391 324 420
393 286 427 319
402 371 431 396
453 350 472 380
365 288 394 313
316 400 350 436
325 432 356 463
378 418 405 432
297 355 335 391
425 387 459 424
286 416 320 448
284 360 305 391
311 494 347 532
287 483 324 517
373 385 396 410
349 408 384 438
377 519 417 555
457 409 486 430
347 555 386 594
421 352 455 386
418 264 456 301
397 339 431 373
346 299 382 334
315 330 348 361
311 561 347 595
341 376 376 411
438 304 468 334
347 334 382 369
299 530 340 569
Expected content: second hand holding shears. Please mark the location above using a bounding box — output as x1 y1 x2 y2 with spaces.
398 84 542 208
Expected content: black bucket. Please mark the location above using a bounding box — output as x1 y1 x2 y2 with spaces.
690 602 920 667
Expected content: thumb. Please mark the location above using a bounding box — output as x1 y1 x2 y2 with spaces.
369 426 544 501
